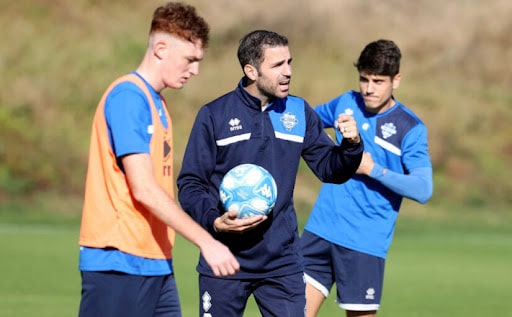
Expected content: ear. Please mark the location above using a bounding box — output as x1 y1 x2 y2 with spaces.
153 39 167 60
243 64 258 81
392 73 401 89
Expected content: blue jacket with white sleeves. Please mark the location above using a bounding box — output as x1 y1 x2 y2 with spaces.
177 79 363 278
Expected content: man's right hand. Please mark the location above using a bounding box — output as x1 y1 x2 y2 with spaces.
200 239 240 277
213 210 267 234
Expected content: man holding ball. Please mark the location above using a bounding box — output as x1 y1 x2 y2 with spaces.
177 29 363 317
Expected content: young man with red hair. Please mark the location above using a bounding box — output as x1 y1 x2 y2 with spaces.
78 3 239 316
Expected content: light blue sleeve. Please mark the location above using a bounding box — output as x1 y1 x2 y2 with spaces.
105 82 152 158
370 165 433 204
370 118 433 204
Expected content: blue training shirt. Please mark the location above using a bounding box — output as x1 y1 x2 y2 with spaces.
304 90 432 259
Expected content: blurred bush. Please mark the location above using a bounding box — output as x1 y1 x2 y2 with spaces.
1 0 511 213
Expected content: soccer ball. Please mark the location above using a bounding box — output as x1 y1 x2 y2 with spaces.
219 164 277 218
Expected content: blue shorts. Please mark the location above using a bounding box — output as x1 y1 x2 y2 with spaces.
301 230 385 311
199 272 306 317
78 271 181 317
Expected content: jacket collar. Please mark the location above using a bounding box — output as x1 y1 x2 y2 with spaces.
235 78 287 113
236 78 262 111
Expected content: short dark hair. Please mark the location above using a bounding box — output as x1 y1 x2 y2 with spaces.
237 30 288 71
354 39 401 77
150 2 209 47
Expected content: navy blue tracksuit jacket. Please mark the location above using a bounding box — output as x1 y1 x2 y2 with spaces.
177 79 363 279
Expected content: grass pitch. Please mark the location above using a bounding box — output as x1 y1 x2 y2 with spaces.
0 213 510 316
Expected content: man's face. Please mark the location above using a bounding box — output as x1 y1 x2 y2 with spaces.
161 34 204 90
359 71 400 114
254 45 292 102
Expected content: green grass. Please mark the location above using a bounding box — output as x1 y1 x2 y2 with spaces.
373 220 512 316
0 212 511 316
0 224 79 317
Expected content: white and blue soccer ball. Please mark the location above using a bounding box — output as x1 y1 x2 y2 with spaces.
219 164 277 218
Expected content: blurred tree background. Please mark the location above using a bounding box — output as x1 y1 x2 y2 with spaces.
1 0 511 220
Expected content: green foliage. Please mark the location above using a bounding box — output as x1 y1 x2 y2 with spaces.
1 0 511 212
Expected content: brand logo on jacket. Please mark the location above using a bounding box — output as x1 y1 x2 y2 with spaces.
381 122 397 139
280 112 298 131
229 118 243 131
